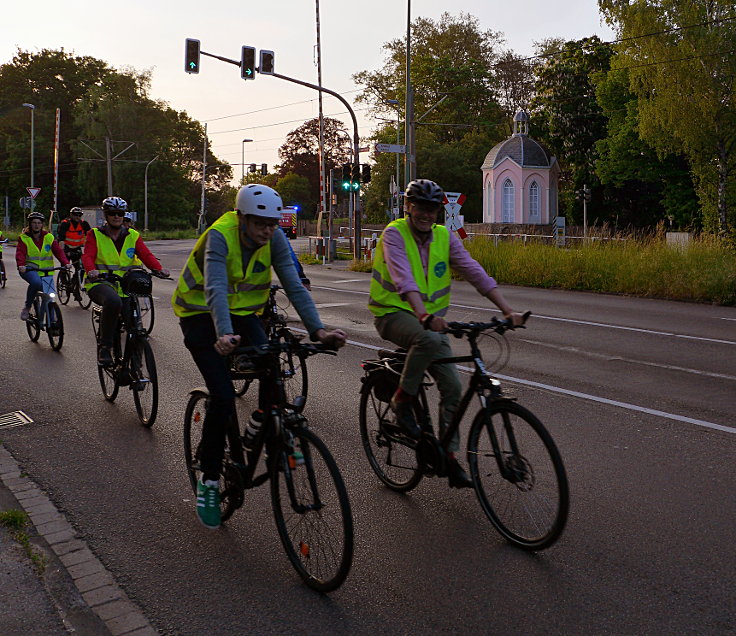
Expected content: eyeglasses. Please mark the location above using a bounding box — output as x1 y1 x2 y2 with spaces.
106 211 126 217
411 202 441 215
249 218 279 230
71 212 82 216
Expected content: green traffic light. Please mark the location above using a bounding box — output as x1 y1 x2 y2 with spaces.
351 181 360 191
342 181 351 191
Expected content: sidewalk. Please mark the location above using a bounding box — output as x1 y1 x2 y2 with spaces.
0 444 156 635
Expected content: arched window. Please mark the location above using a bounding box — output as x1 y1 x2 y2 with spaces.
529 181 539 220
503 179 514 223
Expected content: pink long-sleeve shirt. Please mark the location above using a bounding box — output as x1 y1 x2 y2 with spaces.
381 225 498 298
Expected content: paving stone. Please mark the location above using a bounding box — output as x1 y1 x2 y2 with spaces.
14 487 43 500
83 584 122 607
94 599 138 621
18 495 49 508
107 611 149 635
50 538 87 556
75 570 115 594
29 510 64 526
68 558 104 579
44 529 77 545
60 548 95 567
22 502 56 516
124 627 158 636
36 519 74 536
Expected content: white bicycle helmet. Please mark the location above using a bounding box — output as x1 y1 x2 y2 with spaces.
69 206 82 215
101 196 128 212
235 184 283 219
123 212 133 221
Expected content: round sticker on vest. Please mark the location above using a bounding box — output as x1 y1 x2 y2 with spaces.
126 247 136 259
44 244 52 252
252 261 267 274
434 261 447 278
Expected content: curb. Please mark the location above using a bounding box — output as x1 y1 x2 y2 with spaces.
0 445 157 636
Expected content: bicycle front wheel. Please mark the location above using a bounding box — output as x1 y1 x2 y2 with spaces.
271 427 353 593
280 350 308 408
47 302 64 351
358 372 423 492
139 295 155 334
232 377 252 398
467 401 569 551
98 360 119 402
56 270 71 305
131 339 158 427
26 299 41 342
183 390 241 523
77 271 92 309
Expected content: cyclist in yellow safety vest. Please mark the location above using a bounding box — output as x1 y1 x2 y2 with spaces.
16 211 72 320
369 179 526 489
82 196 169 366
172 183 346 530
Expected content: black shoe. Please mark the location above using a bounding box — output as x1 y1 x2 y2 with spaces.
447 459 473 489
97 346 113 367
389 397 421 440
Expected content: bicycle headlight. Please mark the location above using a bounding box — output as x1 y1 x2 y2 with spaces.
49 292 56 298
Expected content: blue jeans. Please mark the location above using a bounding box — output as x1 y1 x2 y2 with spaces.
20 270 46 308
180 313 268 480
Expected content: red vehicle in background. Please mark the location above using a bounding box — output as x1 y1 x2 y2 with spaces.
279 206 298 239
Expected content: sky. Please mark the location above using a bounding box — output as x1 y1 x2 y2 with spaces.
1 0 615 185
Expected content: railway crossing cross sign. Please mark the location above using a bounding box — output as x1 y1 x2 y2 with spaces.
443 192 467 239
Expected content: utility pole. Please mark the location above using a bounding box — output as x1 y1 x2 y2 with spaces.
105 137 114 196
315 0 327 239
22 103 35 189
405 0 415 186
144 155 159 232
199 124 207 234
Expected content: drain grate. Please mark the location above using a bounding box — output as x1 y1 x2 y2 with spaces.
0 411 34 429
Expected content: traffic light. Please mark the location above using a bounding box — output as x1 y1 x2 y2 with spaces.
341 164 352 191
361 164 371 184
350 164 360 191
249 163 257 173
261 163 268 175
185 39 200 74
260 50 275 75
241 46 256 80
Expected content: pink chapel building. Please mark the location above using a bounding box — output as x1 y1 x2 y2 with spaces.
481 110 560 225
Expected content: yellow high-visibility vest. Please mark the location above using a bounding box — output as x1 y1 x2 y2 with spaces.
86 228 140 295
171 211 272 317
19 233 55 276
369 218 451 317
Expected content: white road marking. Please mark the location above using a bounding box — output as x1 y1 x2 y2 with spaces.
314 303 351 309
313 286 736 346
295 326 735 435
330 279 363 284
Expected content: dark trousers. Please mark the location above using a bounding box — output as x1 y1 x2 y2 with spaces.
180 313 268 480
88 283 130 349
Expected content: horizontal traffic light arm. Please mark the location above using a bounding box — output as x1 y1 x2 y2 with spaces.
200 50 242 67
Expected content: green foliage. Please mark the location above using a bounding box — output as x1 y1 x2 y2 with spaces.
276 172 313 214
598 0 736 233
465 234 735 305
0 509 47 573
0 48 231 230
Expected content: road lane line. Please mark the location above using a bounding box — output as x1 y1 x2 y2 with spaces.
313 286 736 346
296 327 735 435
330 279 363 283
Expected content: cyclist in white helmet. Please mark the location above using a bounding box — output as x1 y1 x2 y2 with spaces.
172 184 346 529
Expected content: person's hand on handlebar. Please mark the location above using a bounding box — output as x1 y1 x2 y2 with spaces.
422 314 449 332
154 268 170 278
64 263 74 272
214 334 241 356
504 311 527 328
314 328 347 349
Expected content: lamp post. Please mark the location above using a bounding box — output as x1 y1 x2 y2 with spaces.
22 103 35 189
241 138 253 183
144 154 159 232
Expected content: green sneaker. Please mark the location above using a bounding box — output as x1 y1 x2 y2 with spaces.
196 478 221 529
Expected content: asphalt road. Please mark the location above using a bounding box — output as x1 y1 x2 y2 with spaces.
0 239 734 635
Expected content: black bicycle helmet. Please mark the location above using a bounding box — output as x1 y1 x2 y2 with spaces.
405 179 444 204
26 211 45 222
101 196 127 212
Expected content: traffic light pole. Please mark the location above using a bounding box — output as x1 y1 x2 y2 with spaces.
270 71 362 259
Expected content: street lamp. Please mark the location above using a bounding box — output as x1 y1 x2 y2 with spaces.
144 154 159 232
241 138 253 183
22 103 35 188
384 99 401 206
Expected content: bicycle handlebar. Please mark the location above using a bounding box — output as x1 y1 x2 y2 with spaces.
445 310 531 336
92 268 170 283
232 340 338 362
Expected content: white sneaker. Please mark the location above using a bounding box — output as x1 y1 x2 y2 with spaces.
20 307 29 321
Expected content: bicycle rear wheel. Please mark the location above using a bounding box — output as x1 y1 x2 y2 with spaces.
26 298 41 342
98 361 119 402
183 390 242 523
47 302 64 351
271 427 353 592
139 295 154 334
467 401 569 551
358 372 423 492
56 270 71 305
131 339 158 427
77 271 92 309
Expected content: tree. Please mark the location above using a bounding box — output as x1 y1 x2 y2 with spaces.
494 51 537 120
531 36 614 222
275 172 313 213
278 117 352 215
353 12 507 221
599 0 736 233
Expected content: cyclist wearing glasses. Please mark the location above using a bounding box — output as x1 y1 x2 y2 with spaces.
82 196 169 366
16 211 72 320
58 206 91 300
369 179 525 489
172 183 346 529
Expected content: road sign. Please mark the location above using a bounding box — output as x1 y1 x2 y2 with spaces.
444 192 467 239
375 143 406 154
27 187 41 199
19 196 35 209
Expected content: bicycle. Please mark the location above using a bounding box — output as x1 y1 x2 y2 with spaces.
359 314 569 551
137 294 155 335
24 265 65 351
91 268 167 427
56 248 92 309
231 285 308 407
0 238 7 288
184 337 354 592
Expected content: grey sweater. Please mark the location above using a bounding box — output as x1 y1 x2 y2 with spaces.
204 227 323 338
